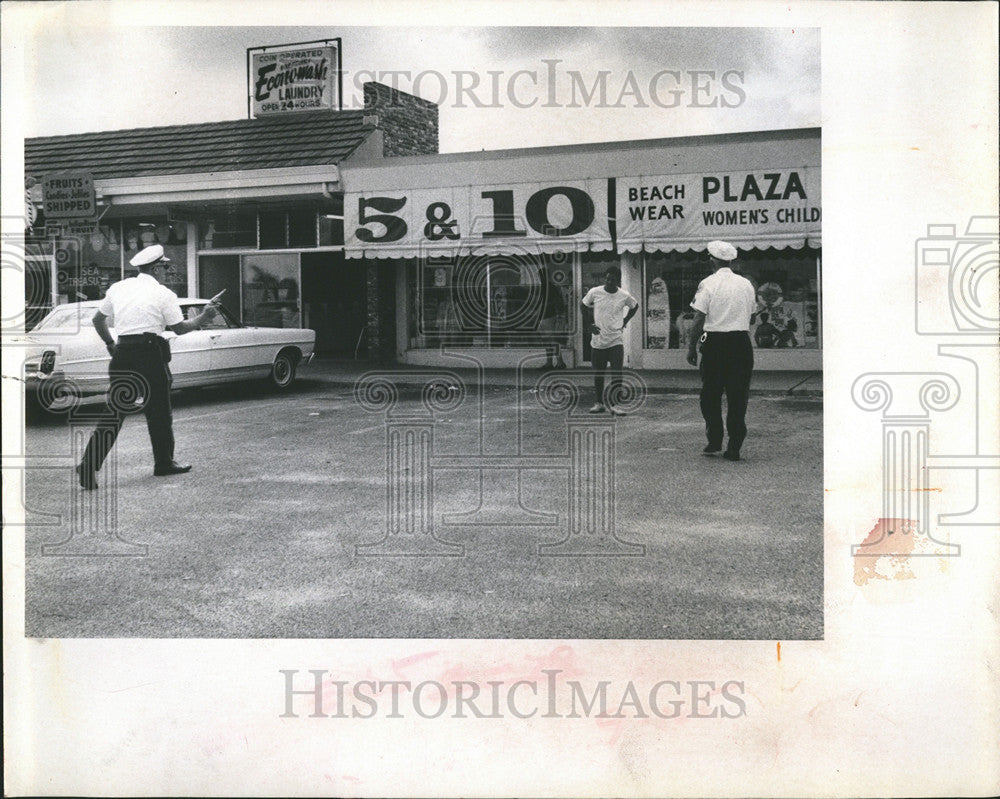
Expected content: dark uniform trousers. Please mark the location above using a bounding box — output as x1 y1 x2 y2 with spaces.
699 331 754 453
81 334 175 472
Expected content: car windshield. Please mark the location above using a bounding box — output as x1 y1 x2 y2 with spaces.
34 305 97 330
181 304 239 329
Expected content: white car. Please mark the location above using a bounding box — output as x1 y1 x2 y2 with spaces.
23 299 316 410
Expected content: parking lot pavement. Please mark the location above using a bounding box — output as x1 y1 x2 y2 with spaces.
23 376 823 640
301 358 824 397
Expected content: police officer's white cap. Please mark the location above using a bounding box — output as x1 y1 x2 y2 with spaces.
707 240 738 261
129 243 170 267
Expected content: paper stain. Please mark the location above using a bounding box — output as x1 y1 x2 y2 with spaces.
596 715 626 748
390 650 442 680
853 518 919 585
776 641 781 662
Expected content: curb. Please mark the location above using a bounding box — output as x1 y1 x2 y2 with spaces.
305 372 823 399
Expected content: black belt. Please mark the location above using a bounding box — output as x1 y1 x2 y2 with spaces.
117 333 164 344
705 330 749 337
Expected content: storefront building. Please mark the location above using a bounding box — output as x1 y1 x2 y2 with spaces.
341 127 821 370
25 89 819 371
23 83 438 358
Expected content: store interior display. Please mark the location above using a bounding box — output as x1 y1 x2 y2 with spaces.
643 248 820 350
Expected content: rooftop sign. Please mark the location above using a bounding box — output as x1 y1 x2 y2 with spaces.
248 40 342 117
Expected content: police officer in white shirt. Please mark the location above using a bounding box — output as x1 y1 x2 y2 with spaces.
686 240 757 461
76 244 218 490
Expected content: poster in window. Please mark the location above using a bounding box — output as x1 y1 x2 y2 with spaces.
645 275 670 349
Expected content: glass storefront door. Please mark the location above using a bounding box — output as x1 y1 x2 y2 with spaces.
241 253 301 328
201 251 366 354
301 251 366 357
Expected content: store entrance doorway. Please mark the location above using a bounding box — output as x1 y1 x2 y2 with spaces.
301 252 366 358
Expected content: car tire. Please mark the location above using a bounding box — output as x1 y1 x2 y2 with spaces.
268 349 298 390
27 393 57 418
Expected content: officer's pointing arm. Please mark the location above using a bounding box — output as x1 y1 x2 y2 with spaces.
168 304 217 336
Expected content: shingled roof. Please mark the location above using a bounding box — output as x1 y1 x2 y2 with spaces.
25 110 376 181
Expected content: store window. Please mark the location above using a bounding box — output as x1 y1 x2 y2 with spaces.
319 215 344 247
22 216 190 328
410 253 573 348
242 253 300 328
741 250 820 350
24 240 55 330
642 252 707 350
259 213 286 249
200 211 256 249
642 248 820 350
198 255 241 320
119 218 188 296
25 228 112 328
51 228 121 303
259 209 318 249
197 208 331 251
319 193 345 247
288 210 318 248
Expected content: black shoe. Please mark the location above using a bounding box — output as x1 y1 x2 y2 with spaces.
154 461 192 476
76 463 97 490
722 450 741 461
702 445 722 455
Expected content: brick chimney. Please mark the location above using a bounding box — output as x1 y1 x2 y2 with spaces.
363 82 439 157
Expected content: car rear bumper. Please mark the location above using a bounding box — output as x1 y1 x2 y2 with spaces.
24 371 108 396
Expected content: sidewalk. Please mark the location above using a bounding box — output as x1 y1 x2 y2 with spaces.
305 358 823 397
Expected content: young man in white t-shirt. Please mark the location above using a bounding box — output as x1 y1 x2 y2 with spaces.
580 266 639 415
